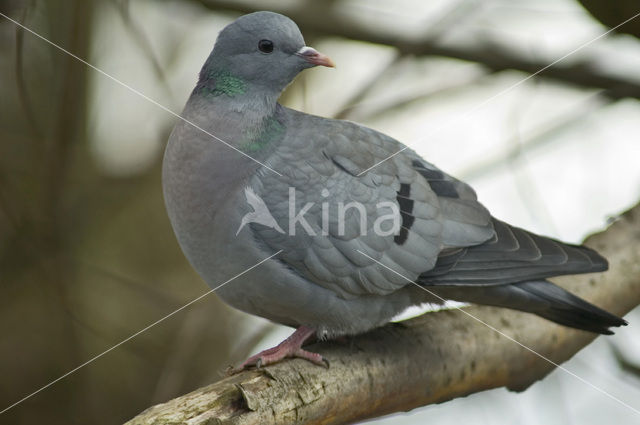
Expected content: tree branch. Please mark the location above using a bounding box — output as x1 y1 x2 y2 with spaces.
126 203 640 424
190 0 640 100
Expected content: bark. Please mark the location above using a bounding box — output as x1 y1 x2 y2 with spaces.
126 203 640 425
191 0 640 101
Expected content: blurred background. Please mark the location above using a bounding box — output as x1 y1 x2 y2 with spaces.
1 0 639 423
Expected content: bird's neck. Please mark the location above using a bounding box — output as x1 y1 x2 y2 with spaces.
191 67 284 154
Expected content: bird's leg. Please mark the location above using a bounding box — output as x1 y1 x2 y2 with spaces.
231 325 328 373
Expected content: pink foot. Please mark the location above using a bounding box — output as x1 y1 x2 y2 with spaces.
229 326 329 374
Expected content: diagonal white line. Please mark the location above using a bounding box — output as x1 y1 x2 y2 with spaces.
356 10 640 176
356 249 640 416
357 146 408 176
0 12 283 177
0 250 282 415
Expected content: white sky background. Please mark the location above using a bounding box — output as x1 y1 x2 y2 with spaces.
87 0 640 423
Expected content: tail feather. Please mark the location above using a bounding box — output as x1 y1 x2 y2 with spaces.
515 280 627 335
439 280 627 335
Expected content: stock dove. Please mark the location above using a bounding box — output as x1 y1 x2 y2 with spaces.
162 11 626 369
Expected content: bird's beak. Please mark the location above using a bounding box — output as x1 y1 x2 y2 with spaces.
297 46 335 68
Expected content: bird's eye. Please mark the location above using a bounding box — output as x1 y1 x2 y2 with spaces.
258 39 274 53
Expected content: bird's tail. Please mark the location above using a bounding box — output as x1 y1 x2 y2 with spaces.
511 280 627 335
440 280 627 335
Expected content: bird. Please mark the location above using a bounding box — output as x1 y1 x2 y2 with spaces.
162 11 626 370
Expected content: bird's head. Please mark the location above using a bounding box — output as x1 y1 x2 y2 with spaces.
197 11 334 97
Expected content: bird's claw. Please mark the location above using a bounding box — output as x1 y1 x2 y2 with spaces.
229 326 328 374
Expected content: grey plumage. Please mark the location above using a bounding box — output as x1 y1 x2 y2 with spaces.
236 187 285 236
162 10 625 357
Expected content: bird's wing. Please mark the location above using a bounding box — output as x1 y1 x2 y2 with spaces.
418 218 607 286
248 111 494 298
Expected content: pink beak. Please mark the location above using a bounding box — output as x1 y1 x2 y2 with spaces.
297 46 335 68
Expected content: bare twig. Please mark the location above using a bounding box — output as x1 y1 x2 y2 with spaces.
354 71 491 121
332 53 401 120
333 0 479 120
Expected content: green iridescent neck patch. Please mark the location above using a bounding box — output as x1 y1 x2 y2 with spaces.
198 69 246 97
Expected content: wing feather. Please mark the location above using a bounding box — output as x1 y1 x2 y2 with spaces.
250 111 495 297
